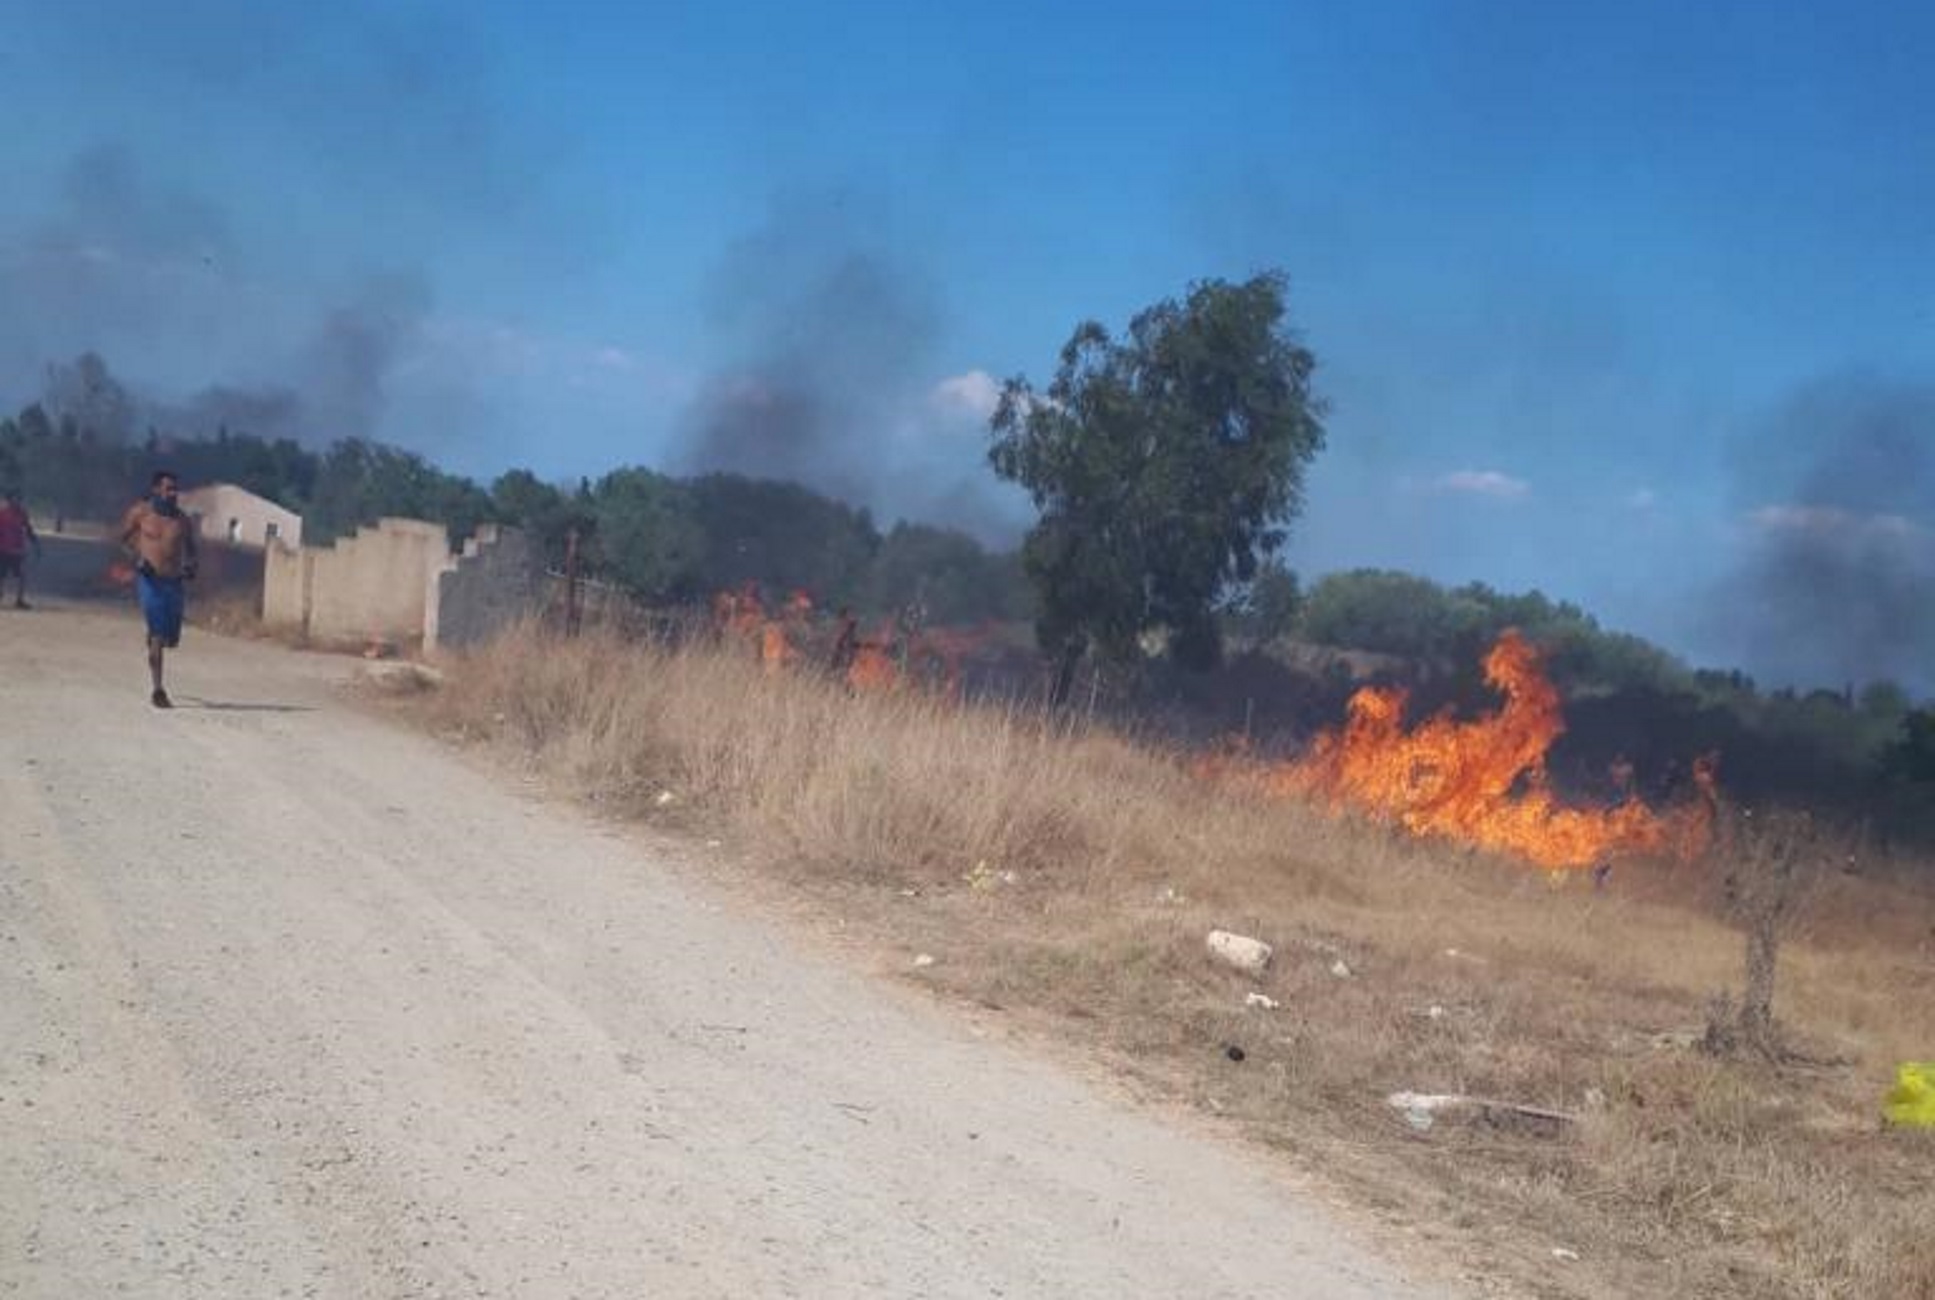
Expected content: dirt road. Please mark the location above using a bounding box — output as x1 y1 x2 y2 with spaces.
1 604 1445 1299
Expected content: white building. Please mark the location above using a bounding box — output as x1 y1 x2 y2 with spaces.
179 483 304 551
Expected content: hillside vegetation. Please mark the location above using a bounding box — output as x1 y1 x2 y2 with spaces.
8 361 1932 845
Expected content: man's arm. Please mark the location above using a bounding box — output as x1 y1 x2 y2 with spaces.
182 519 200 576
24 516 39 557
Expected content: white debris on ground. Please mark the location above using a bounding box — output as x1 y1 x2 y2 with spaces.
1206 930 1274 977
1387 1091 1466 1132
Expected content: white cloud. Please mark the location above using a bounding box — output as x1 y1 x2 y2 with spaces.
591 345 636 371
1625 487 1658 510
930 368 1001 419
1748 504 1923 544
1432 469 1530 500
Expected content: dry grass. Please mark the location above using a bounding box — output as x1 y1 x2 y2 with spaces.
415 624 1935 1299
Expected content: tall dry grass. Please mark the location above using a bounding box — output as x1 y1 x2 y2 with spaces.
419 624 1935 1299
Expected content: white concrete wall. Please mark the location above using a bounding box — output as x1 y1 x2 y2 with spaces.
261 518 455 647
262 543 311 630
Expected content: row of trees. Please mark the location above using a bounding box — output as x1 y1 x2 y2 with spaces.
0 409 495 548
1287 568 1686 695
0 405 1030 623
493 467 1030 622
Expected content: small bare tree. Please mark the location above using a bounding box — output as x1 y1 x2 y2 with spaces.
1703 807 1831 1057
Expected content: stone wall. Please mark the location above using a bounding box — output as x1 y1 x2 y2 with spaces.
431 525 546 651
262 519 545 652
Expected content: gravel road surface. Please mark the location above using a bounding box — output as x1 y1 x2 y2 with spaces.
1 604 1445 1299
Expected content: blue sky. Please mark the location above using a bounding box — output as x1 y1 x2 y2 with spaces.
4 1 1931 686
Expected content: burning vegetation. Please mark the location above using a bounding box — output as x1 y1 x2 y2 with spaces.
710 581 982 695
708 592 1720 873
1204 630 1718 871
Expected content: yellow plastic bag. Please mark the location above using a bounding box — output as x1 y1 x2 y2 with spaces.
1883 1062 1935 1128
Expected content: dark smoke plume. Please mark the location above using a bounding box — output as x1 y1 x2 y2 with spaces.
41 352 139 443
676 192 1025 542
680 194 938 501
1708 376 1935 692
167 385 304 442
6 0 544 449
297 275 434 441
0 143 234 396
2 146 432 445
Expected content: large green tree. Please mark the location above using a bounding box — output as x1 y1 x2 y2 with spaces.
989 271 1325 698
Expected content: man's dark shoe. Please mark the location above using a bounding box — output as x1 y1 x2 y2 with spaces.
13 599 29 609
151 689 173 709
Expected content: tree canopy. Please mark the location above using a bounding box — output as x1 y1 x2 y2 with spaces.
1 376 1033 622
989 271 1325 693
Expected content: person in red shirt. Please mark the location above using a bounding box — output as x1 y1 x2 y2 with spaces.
0 489 41 609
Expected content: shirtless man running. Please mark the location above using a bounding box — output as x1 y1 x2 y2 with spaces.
119 470 199 708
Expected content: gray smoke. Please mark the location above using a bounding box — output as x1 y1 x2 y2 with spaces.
678 192 1025 542
680 193 938 499
155 276 431 443
2 145 432 444
0 143 235 396
167 384 304 442
41 352 139 443
297 275 434 441
1708 375 1935 692
4 4 554 452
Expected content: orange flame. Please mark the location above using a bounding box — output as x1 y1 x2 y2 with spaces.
1229 631 1714 870
714 584 815 673
759 622 791 672
712 586 987 699
713 583 766 642
847 641 899 691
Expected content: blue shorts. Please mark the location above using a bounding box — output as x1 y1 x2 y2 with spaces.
137 573 186 647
